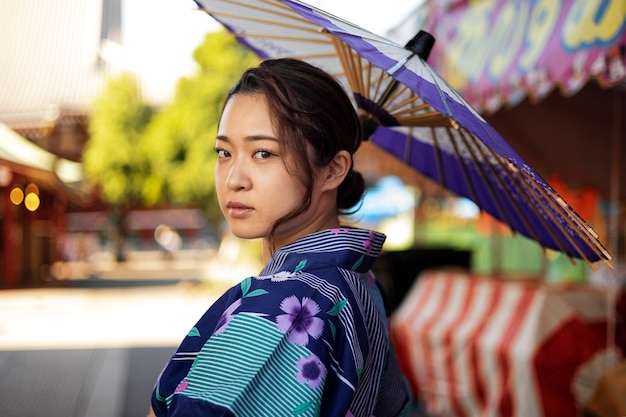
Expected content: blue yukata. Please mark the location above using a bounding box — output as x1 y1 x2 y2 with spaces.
151 227 411 416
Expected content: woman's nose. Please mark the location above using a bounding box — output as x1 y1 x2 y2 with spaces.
225 160 252 191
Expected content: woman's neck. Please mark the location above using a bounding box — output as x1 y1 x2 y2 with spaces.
261 216 341 263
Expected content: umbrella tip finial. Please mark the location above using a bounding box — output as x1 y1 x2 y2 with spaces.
405 30 435 61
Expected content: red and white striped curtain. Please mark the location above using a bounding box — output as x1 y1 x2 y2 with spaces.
391 270 621 417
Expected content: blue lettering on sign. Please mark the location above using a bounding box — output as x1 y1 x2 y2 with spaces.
562 0 626 52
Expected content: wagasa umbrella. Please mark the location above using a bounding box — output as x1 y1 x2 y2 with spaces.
193 0 612 268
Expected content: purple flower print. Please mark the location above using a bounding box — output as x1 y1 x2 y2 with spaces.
175 378 188 393
214 299 242 335
296 354 326 389
276 296 324 346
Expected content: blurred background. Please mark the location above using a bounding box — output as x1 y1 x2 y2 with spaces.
0 0 624 416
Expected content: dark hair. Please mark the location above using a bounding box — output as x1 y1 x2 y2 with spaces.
222 58 365 245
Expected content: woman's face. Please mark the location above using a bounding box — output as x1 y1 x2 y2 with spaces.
215 93 322 247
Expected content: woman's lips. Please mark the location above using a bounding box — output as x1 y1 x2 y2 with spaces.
226 202 254 218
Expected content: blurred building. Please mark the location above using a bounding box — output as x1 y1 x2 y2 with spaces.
0 0 210 287
0 124 91 286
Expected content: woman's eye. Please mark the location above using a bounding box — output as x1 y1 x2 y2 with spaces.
215 148 229 158
253 150 273 159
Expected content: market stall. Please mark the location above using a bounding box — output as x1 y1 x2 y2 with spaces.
386 3 626 413
395 0 626 259
391 269 624 417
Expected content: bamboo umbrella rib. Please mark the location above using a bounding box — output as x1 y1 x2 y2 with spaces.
465 128 573 259
358 69 385 101
345 42 367 92
552 193 600 239
447 127 481 206
210 0 316 28
249 50 348 69
400 120 452 128
539 185 600 240
430 127 447 188
517 169 612 265
331 39 358 93
462 128 558 252
391 105 425 119
376 80 411 109
363 60 373 99
498 155 601 265
393 105 438 119
258 0 343 23
456 128 519 238
347 48 367 96
390 99 437 116
335 41 358 86
372 70 386 100
552 195 604 245
257 0 295 10
522 171 613 270
513 171 595 266
339 45 378 103
331 38 362 96
200 9 320 34
224 31 331 44
376 79 404 105
386 95 431 116
285 52 341 60
399 113 453 127
477 139 581 264
342 49 362 94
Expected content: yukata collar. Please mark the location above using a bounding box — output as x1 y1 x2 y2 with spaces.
261 227 386 275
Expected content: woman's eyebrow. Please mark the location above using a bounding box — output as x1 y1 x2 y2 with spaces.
216 135 278 143
248 135 279 143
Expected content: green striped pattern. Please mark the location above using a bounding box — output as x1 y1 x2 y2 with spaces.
180 313 323 416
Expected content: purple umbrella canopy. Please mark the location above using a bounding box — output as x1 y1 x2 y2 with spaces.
194 0 612 267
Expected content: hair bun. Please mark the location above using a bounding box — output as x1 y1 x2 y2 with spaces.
337 169 365 211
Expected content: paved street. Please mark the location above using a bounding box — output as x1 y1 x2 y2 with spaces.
0 346 173 417
0 258 432 417
0 259 254 417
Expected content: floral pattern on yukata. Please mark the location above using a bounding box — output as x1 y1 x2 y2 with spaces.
296 353 326 388
276 296 324 346
151 228 412 417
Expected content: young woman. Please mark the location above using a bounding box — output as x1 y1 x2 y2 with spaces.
150 58 412 417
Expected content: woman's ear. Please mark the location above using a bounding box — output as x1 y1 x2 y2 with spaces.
321 150 351 191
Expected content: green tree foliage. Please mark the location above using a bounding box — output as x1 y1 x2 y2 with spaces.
83 72 154 207
84 31 257 219
83 72 155 259
141 31 258 223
